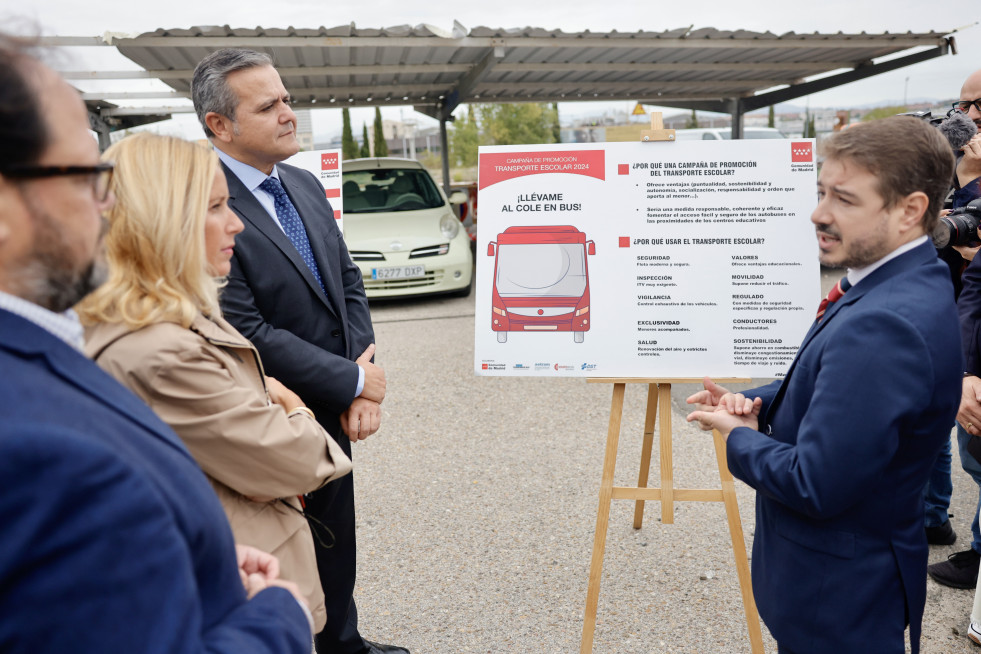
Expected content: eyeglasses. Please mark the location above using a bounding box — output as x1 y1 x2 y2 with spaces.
0 162 115 202
952 99 981 114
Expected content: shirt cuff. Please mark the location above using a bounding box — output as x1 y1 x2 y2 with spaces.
355 365 365 397
294 595 315 637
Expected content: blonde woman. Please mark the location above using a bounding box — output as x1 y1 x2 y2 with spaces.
77 133 350 633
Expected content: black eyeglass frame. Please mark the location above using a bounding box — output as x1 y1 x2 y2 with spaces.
0 162 115 202
952 99 981 114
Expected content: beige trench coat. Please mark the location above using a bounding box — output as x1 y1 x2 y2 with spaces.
86 313 352 631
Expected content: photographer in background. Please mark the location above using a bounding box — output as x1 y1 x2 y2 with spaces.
953 70 981 206
927 68 981 593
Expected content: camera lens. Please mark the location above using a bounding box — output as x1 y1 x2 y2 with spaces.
933 205 981 248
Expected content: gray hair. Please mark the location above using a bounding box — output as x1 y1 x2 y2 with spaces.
191 49 273 138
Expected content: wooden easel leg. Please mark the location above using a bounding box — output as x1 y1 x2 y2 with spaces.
633 383 659 529
658 383 674 525
581 383 626 654
712 429 765 654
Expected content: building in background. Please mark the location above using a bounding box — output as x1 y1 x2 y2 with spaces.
295 108 314 151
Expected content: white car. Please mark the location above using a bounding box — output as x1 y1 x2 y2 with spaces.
341 158 474 298
673 127 787 140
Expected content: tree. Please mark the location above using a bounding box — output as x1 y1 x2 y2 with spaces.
768 105 775 128
478 103 558 146
551 102 561 143
373 107 389 157
450 105 480 168
360 123 371 158
860 105 909 122
341 108 358 160
802 111 816 138
685 109 699 129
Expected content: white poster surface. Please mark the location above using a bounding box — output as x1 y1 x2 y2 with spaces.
474 140 821 378
285 149 344 231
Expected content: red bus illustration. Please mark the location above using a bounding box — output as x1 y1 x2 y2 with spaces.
486 225 596 343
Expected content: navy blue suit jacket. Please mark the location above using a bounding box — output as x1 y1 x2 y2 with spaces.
0 308 309 653
219 161 374 433
726 241 961 654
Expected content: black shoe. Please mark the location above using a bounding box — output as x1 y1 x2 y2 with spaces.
928 548 981 589
363 641 410 654
926 519 957 546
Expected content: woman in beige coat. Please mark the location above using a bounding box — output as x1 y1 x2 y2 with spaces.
76 133 351 632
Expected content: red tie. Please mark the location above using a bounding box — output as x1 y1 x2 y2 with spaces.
816 277 851 322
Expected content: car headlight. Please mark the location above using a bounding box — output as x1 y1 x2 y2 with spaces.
440 214 461 240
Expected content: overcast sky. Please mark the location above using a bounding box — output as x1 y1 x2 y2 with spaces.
7 0 980 141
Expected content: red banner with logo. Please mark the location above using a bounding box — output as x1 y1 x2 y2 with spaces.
478 150 605 190
321 153 339 170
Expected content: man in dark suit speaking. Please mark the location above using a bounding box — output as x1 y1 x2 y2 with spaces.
687 117 962 654
0 35 312 653
191 49 404 654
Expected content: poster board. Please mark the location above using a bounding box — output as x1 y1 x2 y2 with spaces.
285 149 345 231
474 140 821 379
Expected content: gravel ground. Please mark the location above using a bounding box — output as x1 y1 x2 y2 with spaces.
344 275 981 654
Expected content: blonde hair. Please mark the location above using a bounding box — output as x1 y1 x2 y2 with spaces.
76 133 221 329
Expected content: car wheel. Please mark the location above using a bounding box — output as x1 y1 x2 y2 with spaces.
574 331 584 343
497 332 507 343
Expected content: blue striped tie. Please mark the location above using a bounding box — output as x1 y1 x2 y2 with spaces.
259 176 326 295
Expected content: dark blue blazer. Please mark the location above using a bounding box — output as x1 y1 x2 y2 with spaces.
0 308 309 653
726 241 961 654
219 161 374 432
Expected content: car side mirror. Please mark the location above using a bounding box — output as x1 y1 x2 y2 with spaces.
487 242 496 256
448 191 468 205
587 241 595 255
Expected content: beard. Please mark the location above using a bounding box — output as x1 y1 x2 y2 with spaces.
6 198 108 313
815 215 893 270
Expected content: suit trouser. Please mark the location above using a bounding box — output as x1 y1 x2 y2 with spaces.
923 434 953 527
308 432 363 654
956 424 981 554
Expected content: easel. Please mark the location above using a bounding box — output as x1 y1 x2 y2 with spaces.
579 113 764 653
580 379 763 653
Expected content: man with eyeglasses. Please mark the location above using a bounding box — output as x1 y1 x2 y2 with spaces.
0 34 313 654
951 70 981 209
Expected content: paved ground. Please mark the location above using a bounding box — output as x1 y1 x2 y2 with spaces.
345 270 981 653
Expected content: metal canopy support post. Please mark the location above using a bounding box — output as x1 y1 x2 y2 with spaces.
439 115 451 194
730 98 744 140
88 111 112 152
431 45 504 193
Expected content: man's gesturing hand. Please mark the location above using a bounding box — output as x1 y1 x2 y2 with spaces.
685 376 732 411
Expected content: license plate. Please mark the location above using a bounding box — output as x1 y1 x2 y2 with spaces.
372 265 426 280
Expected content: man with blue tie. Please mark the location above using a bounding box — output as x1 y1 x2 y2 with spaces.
191 49 405 654
0 34 312 653
687 116 962 653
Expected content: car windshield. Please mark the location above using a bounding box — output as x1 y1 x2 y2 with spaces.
495 243 587 297
341 167 445 213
